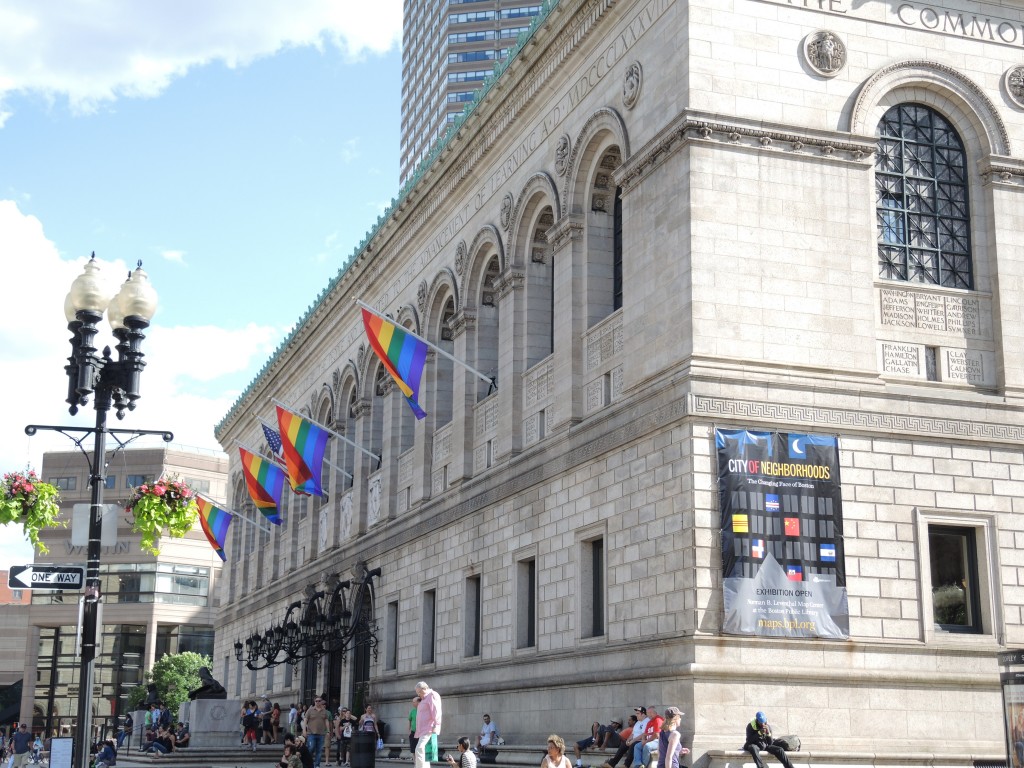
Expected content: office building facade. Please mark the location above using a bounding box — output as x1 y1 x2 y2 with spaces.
401 0 542 183
19 447 227 738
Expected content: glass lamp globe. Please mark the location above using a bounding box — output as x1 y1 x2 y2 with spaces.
107 272 132 331
63 292 78 324
116 263 158 322
68 256 114 315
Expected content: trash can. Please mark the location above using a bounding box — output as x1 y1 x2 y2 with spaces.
351 731 376 768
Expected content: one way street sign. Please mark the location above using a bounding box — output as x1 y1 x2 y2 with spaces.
8 564 85 590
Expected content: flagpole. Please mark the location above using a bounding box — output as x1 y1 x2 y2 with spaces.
256 415 354 479
235 439 287 468
270 399 381 465
197 493 271 533
356 299 497 389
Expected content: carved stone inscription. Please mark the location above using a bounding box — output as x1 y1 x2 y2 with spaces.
881 342 922 376
945 295 981 336
945 349 985 384
880 289 916 328
880 288 982 337
914 293 945 331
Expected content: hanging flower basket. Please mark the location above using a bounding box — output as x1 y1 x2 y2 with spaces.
0 470 64 554
126 477 199 555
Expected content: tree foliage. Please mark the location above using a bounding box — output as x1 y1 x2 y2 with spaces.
128 652 213 719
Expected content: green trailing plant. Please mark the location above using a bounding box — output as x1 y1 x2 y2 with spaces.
126 477 199 555
0 470 64 554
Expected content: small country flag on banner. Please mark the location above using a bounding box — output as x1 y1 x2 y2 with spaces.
751 539 765 559
732 514 749 533
784 517 800 536
820 543 836 562
196 497 232 561
765 494 780 513
786 564 803 582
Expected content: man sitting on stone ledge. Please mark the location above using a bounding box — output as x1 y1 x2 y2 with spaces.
574 716 627 764
174 723 190 749
743 712 794 768
602 707 649 768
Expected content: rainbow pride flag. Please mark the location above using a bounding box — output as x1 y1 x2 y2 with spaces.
276 406 330 496
361 307 428 419
196 496 232 561
239 447 285 524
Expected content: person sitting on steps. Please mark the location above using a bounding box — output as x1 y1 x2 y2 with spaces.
743 712 794 768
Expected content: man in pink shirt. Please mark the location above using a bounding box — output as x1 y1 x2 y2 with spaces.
414 681 443 768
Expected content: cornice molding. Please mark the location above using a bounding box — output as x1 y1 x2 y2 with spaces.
616 110 876 193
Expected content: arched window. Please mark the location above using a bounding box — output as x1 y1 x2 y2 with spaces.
476 256 500 400
586 145 623 325
876 103 972 289
432 298 456 427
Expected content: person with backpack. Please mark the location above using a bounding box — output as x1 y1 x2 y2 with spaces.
743 712 794 768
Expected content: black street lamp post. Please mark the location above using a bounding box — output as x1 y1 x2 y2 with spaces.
25 254 171 768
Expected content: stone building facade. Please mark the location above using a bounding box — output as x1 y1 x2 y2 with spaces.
214 0 1024 760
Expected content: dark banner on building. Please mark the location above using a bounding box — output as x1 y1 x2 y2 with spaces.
717 428 849 639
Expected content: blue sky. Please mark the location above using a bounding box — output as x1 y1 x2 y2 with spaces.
0 1 403 567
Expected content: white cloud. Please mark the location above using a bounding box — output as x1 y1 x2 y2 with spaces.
0 200 281 565
160 249 186 264
0 0 402 118
339 138 361 164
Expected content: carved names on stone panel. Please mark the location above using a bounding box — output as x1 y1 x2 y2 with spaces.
524 412 542 446
474 398 499 438
879 288 984 338
945 349 988 385
610 365 624 400
524 360 554 406
432 468 446 495
398 453 413 485
585 315 624 372
433 423 453 461
474 444 489 473
585 378 606 413
802 30 846 78
879 342 924 378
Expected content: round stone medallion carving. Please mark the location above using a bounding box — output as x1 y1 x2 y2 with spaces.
1004 66 1024 109
802 30 846 78
500 192 514 230
417 280 428 314
622 61 642 110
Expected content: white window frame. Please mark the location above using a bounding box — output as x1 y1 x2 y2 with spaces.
914 508 1002 646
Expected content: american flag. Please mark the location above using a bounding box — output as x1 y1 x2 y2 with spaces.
262 423 283 455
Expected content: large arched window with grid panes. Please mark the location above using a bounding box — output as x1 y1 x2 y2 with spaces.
876 103 972 289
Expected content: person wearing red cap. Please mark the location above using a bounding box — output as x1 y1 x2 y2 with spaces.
743 712 794 768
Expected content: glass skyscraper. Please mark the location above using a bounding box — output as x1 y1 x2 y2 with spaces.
401 0 541 183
